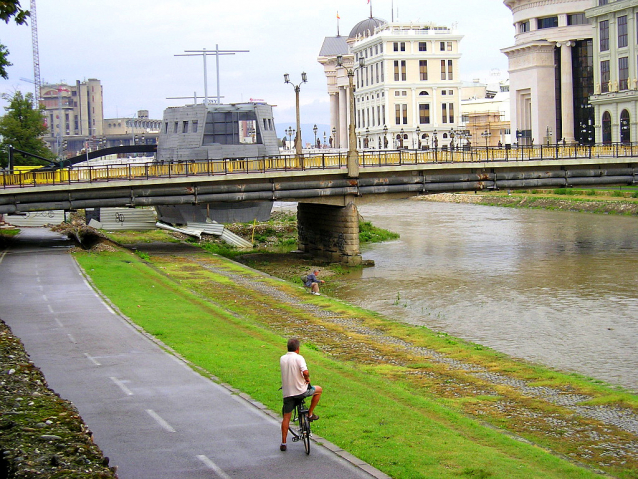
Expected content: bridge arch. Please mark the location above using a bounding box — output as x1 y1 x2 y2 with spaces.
602 111 612 144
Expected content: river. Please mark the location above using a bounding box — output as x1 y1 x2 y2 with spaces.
332 199 638 392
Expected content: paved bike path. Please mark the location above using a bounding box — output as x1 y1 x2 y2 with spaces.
0 229 384 479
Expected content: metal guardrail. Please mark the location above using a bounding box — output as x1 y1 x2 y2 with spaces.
1 144 637 190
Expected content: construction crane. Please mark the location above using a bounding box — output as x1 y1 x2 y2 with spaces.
30 0 41 104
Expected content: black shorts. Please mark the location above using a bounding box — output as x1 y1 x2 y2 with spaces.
282 386 315 414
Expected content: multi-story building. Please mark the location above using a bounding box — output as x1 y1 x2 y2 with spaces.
318 17 463 150
41 79 104 154
40 79 160 158
461 79 511 147
586 0 638 143
502 0 595 145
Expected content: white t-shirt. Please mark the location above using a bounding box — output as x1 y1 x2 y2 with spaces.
280 351 308 398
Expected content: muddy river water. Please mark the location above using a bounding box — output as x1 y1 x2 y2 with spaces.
330 199 638 392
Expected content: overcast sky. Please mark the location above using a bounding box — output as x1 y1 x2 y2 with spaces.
0 0 513 126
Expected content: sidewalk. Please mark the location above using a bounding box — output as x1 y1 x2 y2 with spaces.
0 229 386 479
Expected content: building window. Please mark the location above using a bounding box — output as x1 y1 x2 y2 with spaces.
182 121 189 133
419 42 427 51
620 109 631 143
619 56 629 90
394 61 399 81
601 60 610 92
441 103 454 124
419 104 430 124
440 42 445 51
602 111 611 143
395 104 407 125
419 60 428 81
599 0 608 5
618 15 628 48
600 20 609 51
441 60 447 80
447 42 452 51
520 21 529 33
567 14 588 26
447 60 453 80
537 16 558 29
393 42 405 52
174 122 178 133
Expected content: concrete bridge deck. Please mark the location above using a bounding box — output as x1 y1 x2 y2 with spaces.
0 146 636 214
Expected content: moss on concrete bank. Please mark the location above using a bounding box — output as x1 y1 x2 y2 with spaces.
0 319 117 479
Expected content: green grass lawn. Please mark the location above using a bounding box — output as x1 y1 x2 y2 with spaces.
75 250 617 479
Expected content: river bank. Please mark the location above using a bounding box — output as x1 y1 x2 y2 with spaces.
417 190 638 215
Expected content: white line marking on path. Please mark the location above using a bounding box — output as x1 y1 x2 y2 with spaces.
67 334 77 344
42 294 48 301
0 251 6 264
196 455 232 479
146 409 176 433
54 318 63 328
47 304 54 313
109 376 134 396
84 353 101 366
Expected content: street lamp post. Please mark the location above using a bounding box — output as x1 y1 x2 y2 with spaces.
336 54 362 177
286 127 295 151
416 126 421 150
481 130 491 157
383 124 388 149
331 127 336 149
450 128 455 151
284 72 307 157
313 124 318 149
365 127 369 149
400 128 405 149
323 131 326 148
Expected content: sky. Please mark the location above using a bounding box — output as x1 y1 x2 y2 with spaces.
0 0 513 127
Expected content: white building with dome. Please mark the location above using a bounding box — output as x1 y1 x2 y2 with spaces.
318 16 464 150
502 0 596 145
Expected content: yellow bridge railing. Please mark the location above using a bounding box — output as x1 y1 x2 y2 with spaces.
2 144 636 189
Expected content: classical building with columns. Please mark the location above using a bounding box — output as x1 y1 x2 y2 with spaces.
586 0 638 143
502 0 595 145
318 17 463 150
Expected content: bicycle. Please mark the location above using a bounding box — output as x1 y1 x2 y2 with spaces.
289 396 312 455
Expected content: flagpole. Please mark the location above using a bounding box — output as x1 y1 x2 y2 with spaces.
369 0 372 18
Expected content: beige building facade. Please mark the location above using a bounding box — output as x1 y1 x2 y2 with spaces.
586 0 638 143
319 17 463 150
502 0 596 145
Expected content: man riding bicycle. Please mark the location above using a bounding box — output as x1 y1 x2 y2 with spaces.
280 337 323 451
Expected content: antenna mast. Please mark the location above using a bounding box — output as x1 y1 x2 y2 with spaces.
29 0 41 105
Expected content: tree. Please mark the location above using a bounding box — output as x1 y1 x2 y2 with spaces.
0 90 54 167
0 1 30 79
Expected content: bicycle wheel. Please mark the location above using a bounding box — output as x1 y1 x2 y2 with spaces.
300 412 311 455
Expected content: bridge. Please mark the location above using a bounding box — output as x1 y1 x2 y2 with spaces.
1 144 636 264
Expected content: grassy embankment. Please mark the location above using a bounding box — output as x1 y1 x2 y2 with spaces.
75 226 638 478
438 187 638 215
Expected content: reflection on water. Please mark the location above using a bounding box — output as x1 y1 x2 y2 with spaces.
335 199 638 392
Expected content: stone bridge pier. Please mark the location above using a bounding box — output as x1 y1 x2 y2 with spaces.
297 198 361 265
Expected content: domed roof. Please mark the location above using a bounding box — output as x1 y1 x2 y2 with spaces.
348 17 387 39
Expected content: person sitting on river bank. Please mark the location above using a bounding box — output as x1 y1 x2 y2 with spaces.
305 270 324 296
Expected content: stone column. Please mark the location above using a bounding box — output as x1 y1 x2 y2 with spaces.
339 87 348 149
330 92 339 147
560 41 576 144
297 200 361 265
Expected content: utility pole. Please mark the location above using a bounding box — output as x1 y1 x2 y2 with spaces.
176 45 249 105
